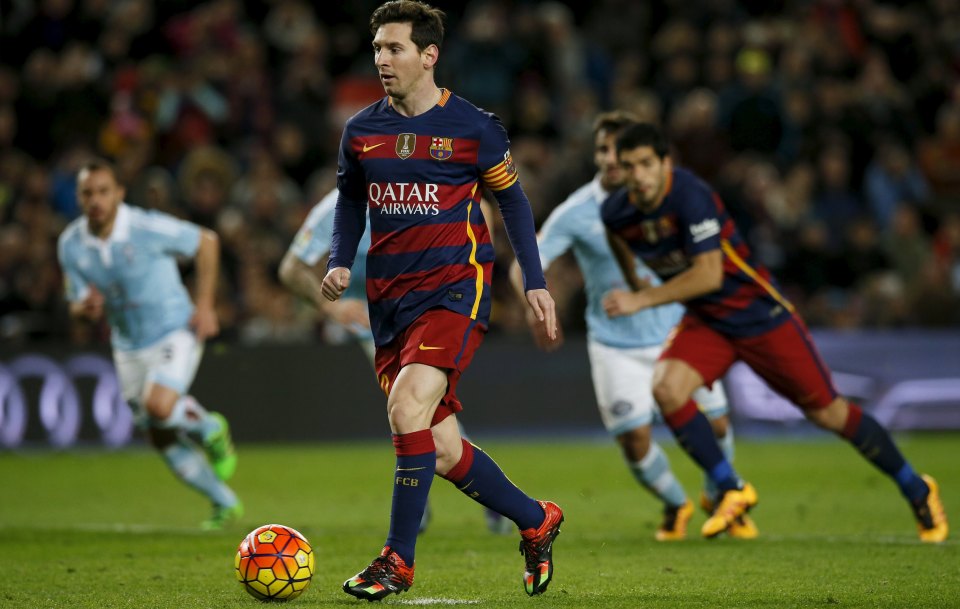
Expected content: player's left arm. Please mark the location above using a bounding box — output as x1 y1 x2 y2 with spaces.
604 182 724 317
190 228 220 340
606 230 649 291
480 118 556 340
603 249 722 317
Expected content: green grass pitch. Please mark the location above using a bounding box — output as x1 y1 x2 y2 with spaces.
1 434 957 608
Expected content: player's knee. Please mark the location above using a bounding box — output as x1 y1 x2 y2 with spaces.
146 426 178 450
386 397 431 432
804 398 848 432
652 379 685 411
616 426 651 462
142 395 175 421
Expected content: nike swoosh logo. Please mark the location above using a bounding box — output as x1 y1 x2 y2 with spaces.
418 343 444 351
362 142 385 153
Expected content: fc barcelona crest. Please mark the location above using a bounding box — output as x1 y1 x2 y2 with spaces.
429 136 454 161
396 133 416 159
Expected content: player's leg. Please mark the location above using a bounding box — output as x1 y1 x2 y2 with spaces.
146 330 237 480
695 382 759 539
434 418 563 596
116 341 241 529
655 316 757 537
342 359 441 601
142 331 242 527
587 340 691 540
740 315 948 542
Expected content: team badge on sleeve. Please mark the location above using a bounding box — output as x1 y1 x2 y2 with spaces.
396 133 416 159
429 137 454 161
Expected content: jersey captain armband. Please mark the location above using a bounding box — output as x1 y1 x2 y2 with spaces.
482 150 519 191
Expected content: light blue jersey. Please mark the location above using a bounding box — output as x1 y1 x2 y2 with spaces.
291 189 371 302
538 177 684 349
58 204 201 351
290 189 372 340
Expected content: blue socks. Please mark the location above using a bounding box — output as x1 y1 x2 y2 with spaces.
841 404 928 502
665 400 741 493
386 430 436 564
443 439 544 531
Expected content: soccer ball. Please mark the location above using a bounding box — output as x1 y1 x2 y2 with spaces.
235 524 315 601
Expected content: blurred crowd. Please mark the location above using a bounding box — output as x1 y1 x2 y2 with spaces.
1 0 959 348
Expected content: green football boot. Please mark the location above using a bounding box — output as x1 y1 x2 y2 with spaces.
204 412 238 481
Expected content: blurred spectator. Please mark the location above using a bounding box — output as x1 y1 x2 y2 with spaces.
918 102 960 204
812 141 862 247
0 0 955 343
863 138 930 232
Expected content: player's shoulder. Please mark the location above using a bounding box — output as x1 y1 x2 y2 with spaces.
344 97 390 130
57 216 86 250
551 180 603 222
445 92 497 130
670 167 714 198
130 205 198 237
599 187 630 221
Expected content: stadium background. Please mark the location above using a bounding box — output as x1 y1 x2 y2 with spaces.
1 0 959 447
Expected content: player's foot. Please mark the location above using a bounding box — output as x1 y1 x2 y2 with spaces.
655 499 694 541
519 500 563 596
419 503 431 534
486 507 514 535
342 546 414 601
913 474 948 543
204 412 238 481
701 483 758 538
700 491 759 539
201 501 244 531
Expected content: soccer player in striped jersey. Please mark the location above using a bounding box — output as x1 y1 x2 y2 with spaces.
511 111 756 541
279 187 511 534
601 122 947 543
57 159 241 530
321 1 563 599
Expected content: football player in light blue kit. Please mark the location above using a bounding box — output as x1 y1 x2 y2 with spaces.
280 187 511 534
57 159 242 530
511 112 756 540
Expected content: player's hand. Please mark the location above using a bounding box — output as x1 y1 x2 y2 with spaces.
321 267 350 302
525 288 557 341
602 288 646 317
526 308 563 352
326 299 371 330
80 287 105 321
190 303 220 340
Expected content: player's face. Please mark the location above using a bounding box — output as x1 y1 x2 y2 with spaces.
76 168 124 235
594 128 624 191
372 22 430 100
619 146 671 212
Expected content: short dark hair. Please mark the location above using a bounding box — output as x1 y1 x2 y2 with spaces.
615 122 670 159
592 110 638 138
370 1 445 52
77 158 120 183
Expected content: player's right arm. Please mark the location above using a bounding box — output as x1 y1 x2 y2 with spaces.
325 125 367 302
606 229 648 291
57 231 103 322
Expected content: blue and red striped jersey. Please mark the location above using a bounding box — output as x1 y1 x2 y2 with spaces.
601 167 794 337
330 90 545 346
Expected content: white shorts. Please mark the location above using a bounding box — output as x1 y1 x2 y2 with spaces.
114 329 203 422
587 339 729 436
